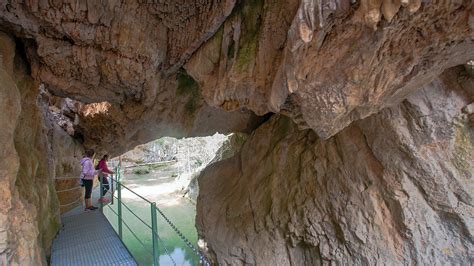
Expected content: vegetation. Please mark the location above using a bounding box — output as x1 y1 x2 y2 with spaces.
234 0 264 71
132 167 150 175
195 159 203 167
147 163 167 170
176 69 198 97
176 69 201 115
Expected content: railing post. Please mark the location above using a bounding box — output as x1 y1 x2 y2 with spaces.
110 174 114 205
99 174 104 212
151 202 159 266
117 180 123 240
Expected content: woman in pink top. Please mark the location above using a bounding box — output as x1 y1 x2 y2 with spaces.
80 149 101 210
97 154 113 203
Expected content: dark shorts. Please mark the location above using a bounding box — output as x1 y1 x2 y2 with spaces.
83 179 93 199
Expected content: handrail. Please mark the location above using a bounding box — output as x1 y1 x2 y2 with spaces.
105 203 119 216
153 229 177 266
121 215 154 257
109 176 153 204
59 197 82 207
56 186 82 193
99 165 211 266
155 206 208 264
120 200 153 230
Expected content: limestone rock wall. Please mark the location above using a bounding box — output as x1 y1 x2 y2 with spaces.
196 67 473 265
187 0 474 138
0 1 473 264
1 1 472 149
187 133 248 202
0 32 83 264
0 1 261 155
0 0 236 102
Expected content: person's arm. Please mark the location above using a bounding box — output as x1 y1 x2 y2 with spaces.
102 161 113 174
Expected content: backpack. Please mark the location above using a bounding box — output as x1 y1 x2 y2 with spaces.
79 172 85 187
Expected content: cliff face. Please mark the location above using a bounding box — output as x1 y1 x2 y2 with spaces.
0 1 472 152
0 0 473 265
0 0 261 155
0 32 83 264
187 0 474 138
197 67 473 265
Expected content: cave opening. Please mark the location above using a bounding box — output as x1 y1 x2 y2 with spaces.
38 82 235 265
1 0 473 264
104 134 231 266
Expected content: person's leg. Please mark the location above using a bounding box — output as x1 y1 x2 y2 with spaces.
84 180 93 208
103 177 109 195
84 180 89 208
99 177 110 203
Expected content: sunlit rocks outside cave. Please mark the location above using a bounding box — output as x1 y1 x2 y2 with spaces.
104 134 229 265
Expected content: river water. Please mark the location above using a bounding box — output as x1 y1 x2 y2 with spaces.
103 169 200 266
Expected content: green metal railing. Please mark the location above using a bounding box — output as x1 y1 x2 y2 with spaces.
98 163 210 266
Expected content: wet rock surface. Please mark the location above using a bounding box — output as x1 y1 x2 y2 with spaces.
197 68 474 265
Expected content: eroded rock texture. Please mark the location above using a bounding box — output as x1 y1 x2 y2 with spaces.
0 32 83 264
187 0 474 138
0 0 259 155
0 0 473 265
1 1 472 146
197 67 474 265
0 0 237 101
72 73 261 156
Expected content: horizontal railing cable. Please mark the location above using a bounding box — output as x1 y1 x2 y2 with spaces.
155 207 210 265
102 168 211 265
121 217 154 257
56 186 82 193
105 204 119 216
109 176 152 203
120 201 153 230
153 230 177 266
59 197 82 207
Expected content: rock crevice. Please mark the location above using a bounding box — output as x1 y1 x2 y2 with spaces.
0 32 83 264
197 67 473 265
0 1 473 264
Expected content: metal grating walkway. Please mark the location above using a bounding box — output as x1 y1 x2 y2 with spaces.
51 187 136 266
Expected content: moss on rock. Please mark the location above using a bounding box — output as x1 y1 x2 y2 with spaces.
234 0 264 72
176 69 202 115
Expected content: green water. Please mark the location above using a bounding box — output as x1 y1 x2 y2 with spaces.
103 172 200 266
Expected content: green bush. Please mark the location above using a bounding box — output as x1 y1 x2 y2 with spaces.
195 159 203 167
132 167 150 175
147 164 166 170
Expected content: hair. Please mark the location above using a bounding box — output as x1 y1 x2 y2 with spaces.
85 149 95 158
102 154 109 160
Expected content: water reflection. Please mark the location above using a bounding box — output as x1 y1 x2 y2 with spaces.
103 172 199 266
160 248 193 266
